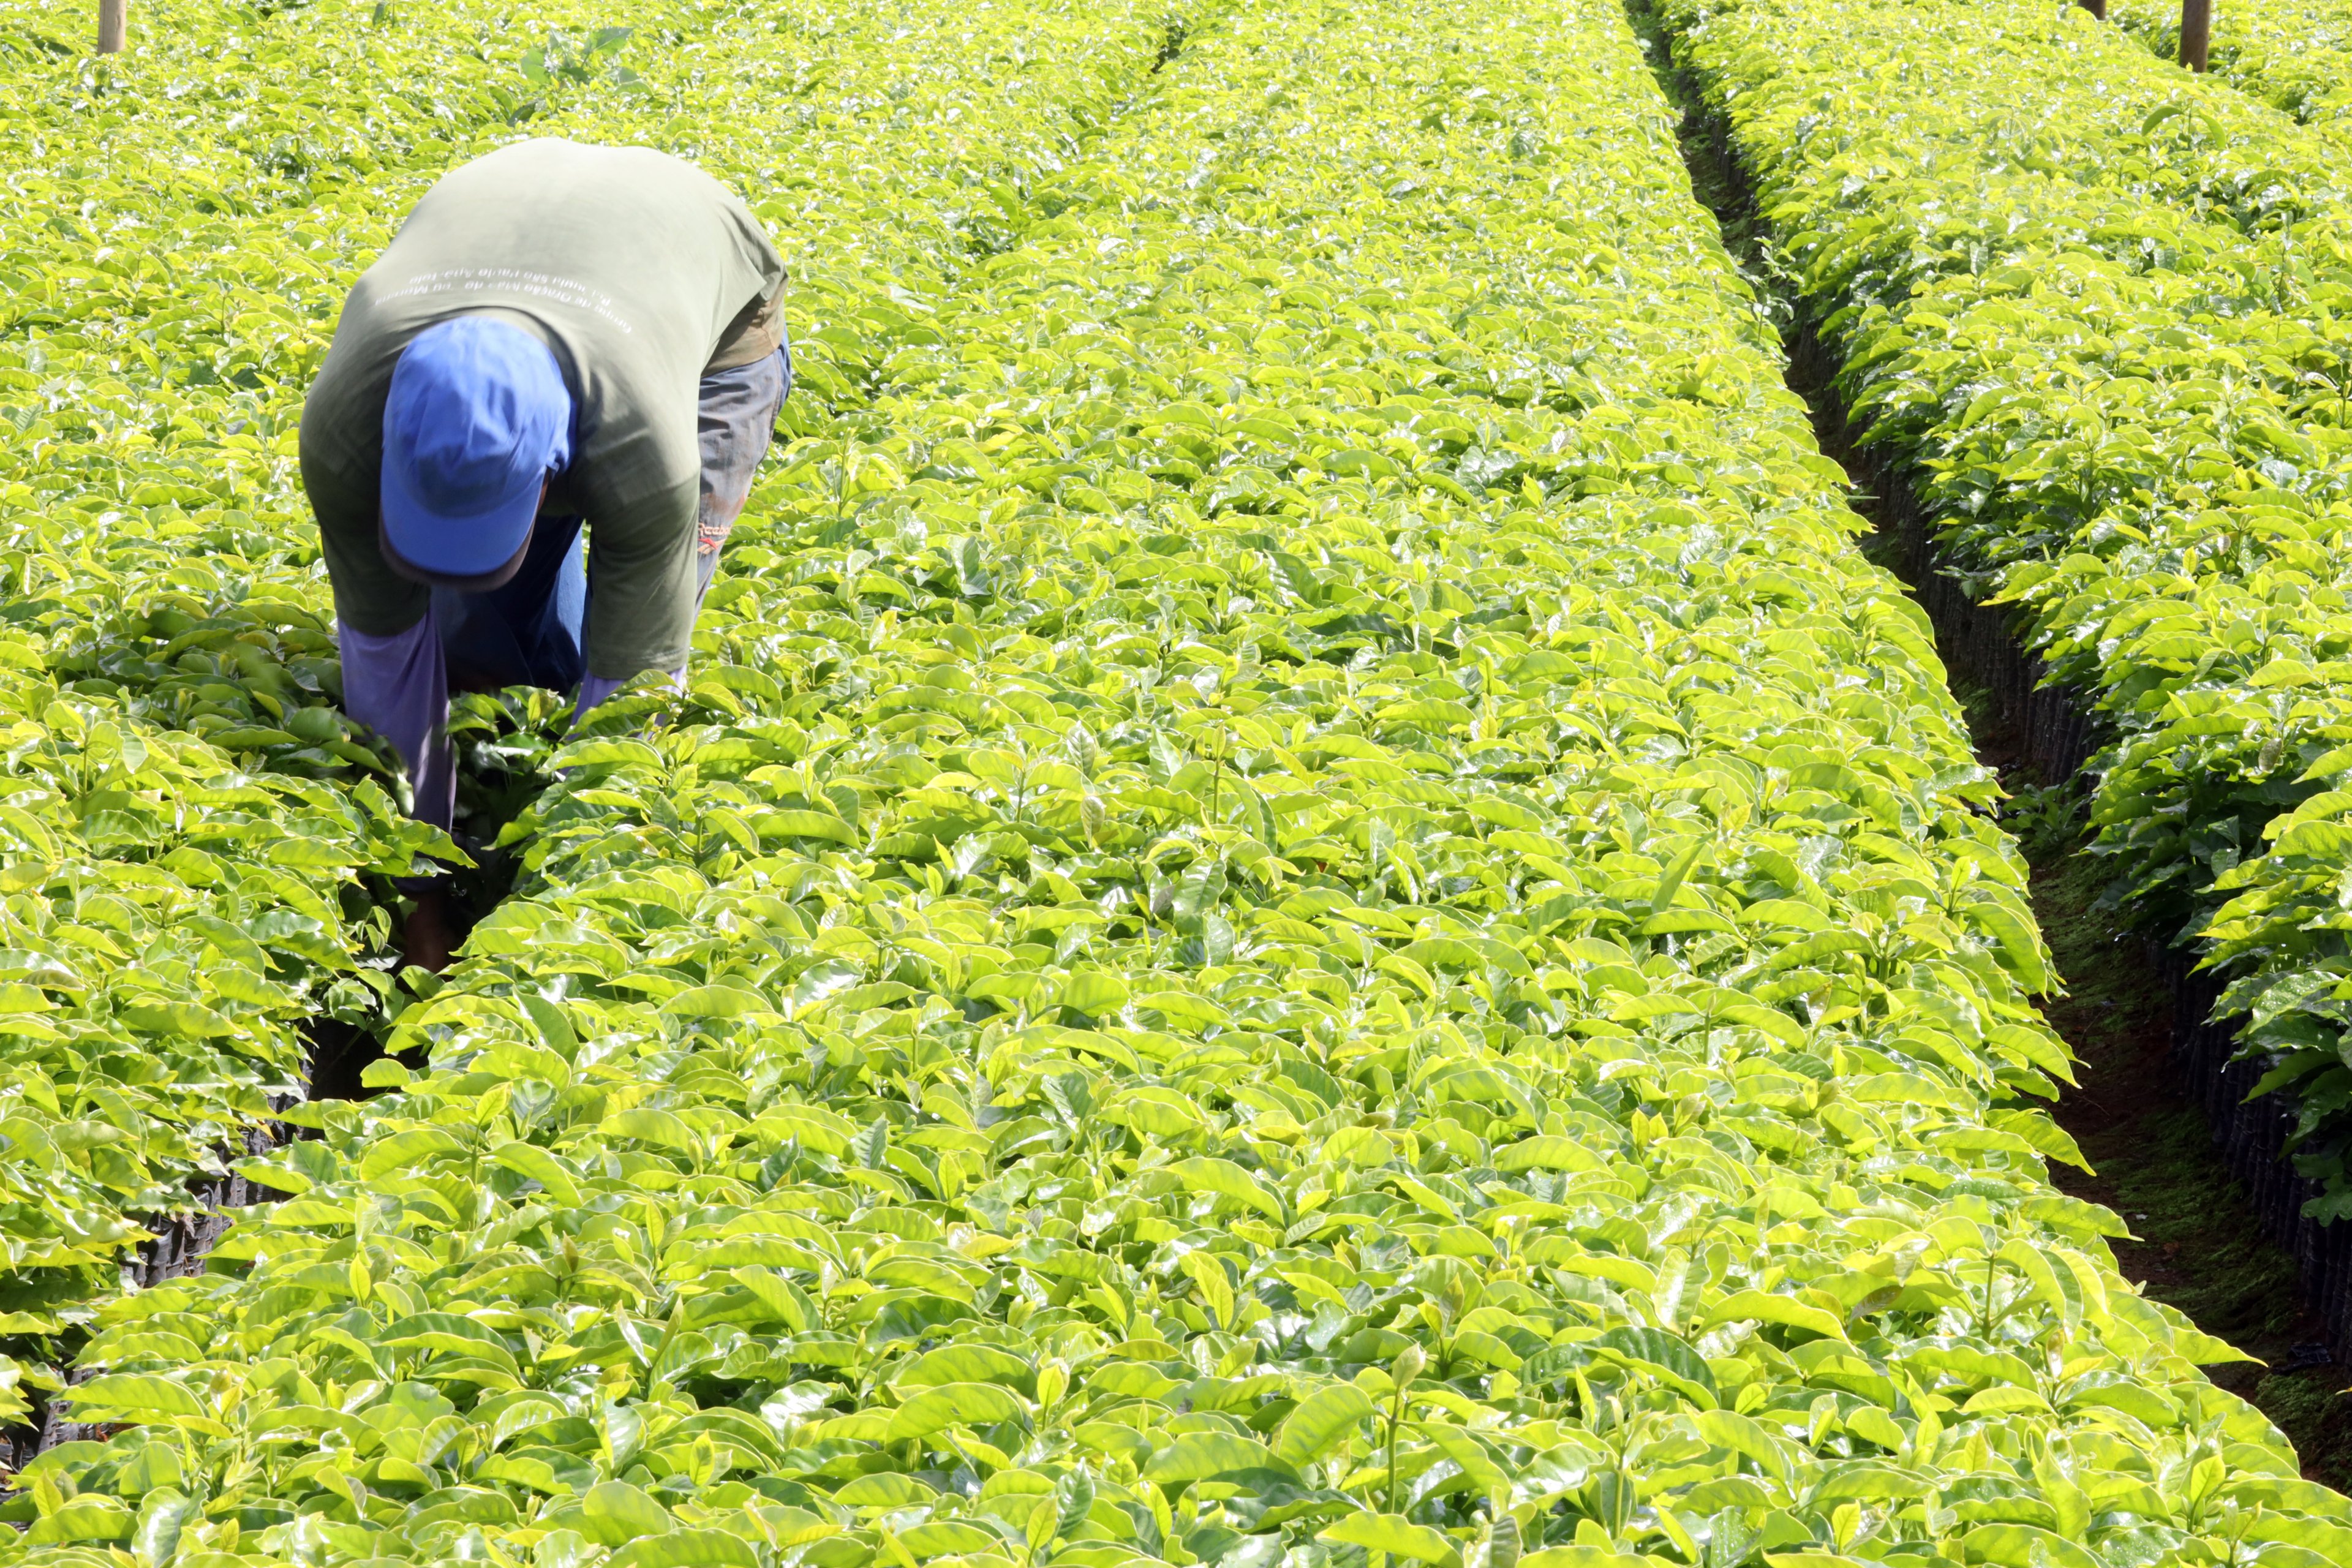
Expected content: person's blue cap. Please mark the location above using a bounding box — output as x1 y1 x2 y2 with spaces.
379 317 571 590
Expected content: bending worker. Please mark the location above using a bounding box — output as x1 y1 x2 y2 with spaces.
301 138 790 969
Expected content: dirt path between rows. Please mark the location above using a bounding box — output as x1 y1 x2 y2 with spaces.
1972 723 2352 1486
1615 0 2352 1486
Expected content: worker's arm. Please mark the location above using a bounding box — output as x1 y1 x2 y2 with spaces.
303 442 456 830
306 437 429 642
575 343 791 701
304 442 461 970
577 478 705 694
340 617 457 831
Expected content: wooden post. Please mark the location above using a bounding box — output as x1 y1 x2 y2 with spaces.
96 0 126 52
2079 0 2106 18
2180 0 2211 70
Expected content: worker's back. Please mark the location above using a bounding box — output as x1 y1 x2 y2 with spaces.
303 138 785 679
306 139 781 505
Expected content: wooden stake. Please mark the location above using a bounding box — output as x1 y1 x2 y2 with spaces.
96 0 127 53
2079 0 2106 18
2180 0 2211 70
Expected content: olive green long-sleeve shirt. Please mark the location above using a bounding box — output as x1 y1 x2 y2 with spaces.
301 138 785 679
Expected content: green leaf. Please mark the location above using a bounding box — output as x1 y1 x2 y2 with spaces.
1588 1327 1716 1404
1106 1086 1208 1137
65 1375 209 1420
380 1311 518 1361
1702 1291 1847 1342
888 1382 1027 1439
1060 968 1131 1016
578 1480 673 1548
757 1102 858 1155
356 1128 469 1181
522 993 579 1060
1143 1431 1300 1485
552 738 665 770
897 1345 1035 1390
1958 1523 2100 1568
662 984 774 1019
1166 1155 1285 1221
1649 839 1704 914
1493 1136 1605 1173
600 1108 700 1153
1055 1469 1097 1539
761 809 858 845
837 1474 937 1507
1275 1382 1377 1464
1319 1512 1461 1566
131 1490 197 1565
609 1528 758 1568
1965 901 2051 992
490 1141 580 1205
1519 1550 1656 1568
119 1000 233 1037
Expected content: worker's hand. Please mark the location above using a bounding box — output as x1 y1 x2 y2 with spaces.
402 884 456 974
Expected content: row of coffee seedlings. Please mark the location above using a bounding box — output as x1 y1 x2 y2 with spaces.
30 0 2350 1563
